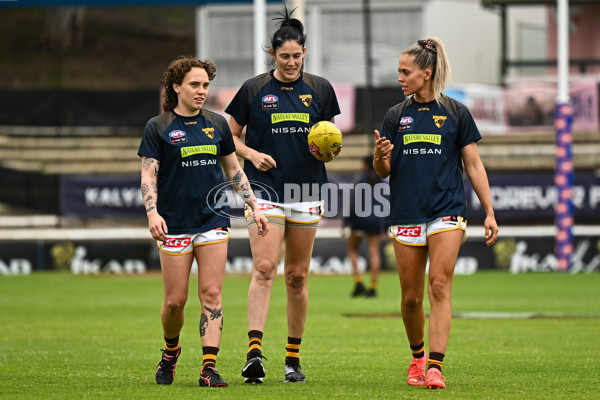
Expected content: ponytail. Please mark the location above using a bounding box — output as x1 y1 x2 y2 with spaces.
403 37 451 102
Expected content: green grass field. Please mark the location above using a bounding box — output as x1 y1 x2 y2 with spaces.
1 271 599 399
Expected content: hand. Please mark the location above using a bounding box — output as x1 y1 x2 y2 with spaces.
310 145 342 163
374 130 393 160
147 212 168 241
341 226 351 239
483 215 498 246
250 151 277 171
252 210 269 237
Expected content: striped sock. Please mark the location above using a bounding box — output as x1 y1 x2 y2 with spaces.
164 335 180 355
410 341 425 359
248 330 263 357
202 346 219 370
428 352 445 371
285 336 302 362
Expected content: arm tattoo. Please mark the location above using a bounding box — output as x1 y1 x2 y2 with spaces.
232 170 243 186
200 313 208 337
141 183 149 198
142 157 154 172
240 182 252 202
141 158 159 214
145 195 155 207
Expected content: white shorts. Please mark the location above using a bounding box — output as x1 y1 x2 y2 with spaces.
157 227 230 255
244 199 323 228
388 216 467 246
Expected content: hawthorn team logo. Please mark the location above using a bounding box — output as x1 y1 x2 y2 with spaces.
299 94 312 107
203 127 215 139
433 115 447 128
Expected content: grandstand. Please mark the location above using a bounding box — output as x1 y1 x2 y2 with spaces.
1 126 599 177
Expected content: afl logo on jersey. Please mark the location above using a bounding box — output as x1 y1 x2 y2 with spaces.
262 95 279 110
168 130 188 143
399 116 413 131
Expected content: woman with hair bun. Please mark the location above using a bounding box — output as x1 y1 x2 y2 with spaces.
225 6 341 384
373 37 498 389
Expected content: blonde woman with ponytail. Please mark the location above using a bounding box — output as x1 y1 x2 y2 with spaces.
373 37 498 389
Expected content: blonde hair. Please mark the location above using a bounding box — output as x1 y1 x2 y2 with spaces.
403 37 451 102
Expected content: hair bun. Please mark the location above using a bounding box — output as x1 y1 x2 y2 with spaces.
281 17 304 33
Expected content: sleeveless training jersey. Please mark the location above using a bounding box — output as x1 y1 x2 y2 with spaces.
380 95 481 225
137 109 236 234
225 70 341 202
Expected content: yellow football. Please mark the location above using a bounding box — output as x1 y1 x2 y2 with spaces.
307 121 342 155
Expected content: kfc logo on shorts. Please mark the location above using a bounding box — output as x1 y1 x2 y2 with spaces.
396 226 421 237
163 237 191 248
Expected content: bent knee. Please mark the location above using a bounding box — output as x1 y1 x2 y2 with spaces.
164 298 187 313
285 269 308 289
428 279 451 302
253 259 278 281
401 293 423 309
199 287 222 305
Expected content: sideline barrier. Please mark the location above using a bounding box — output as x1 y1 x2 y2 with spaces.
0 226 598 275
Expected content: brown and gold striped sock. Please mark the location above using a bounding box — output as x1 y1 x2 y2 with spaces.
285 336 302 363
428 352 445 371
164 335 180 355
247 330 263 358
410 341 425 359
202 346 219 370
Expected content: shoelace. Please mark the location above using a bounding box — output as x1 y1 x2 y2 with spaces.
159 350 177 369
408 359 426 379
427 369 446 384
248 353 268 361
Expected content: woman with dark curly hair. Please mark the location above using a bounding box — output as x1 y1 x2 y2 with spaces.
138 55 268 388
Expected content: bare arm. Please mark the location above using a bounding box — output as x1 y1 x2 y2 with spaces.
228 116 277 172
220 152 268 236
140 156 168 241
461 142 498 246
372 130 393 178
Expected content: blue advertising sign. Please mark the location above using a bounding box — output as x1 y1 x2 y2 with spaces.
464 172 600 224
60 175 145 219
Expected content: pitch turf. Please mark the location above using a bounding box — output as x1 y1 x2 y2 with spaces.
1 271 598 399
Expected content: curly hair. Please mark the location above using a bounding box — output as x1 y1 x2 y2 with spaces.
161 56 216 113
